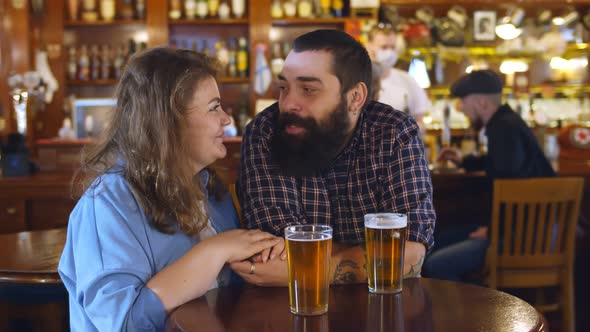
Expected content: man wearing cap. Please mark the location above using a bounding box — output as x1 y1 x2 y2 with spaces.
423 70 555 282
438 69 555 178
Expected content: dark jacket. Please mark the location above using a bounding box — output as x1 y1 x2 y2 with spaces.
462 104 556 179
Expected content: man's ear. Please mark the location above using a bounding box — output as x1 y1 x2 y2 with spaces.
347 82 368 114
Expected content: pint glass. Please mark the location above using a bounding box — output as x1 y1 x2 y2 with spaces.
285 225 333 315
365 213 407 293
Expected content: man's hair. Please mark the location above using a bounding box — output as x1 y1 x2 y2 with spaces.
72 47 224 236
293 29 372 106
367 24 396 42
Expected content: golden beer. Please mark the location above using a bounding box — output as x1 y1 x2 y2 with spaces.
285 225 333 315
365 213 407 293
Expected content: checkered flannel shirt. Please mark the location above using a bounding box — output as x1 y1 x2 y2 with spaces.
238 101 435 250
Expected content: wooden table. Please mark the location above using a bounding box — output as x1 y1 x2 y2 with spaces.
0 228 66 284
167 278 547 332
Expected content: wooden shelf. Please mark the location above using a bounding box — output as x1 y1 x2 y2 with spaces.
169 18 249 25
218 77 249 84
66 79 119 86
272 17 348 26
64 19 146 27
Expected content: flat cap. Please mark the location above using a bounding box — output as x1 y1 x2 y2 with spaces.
450 70 504 98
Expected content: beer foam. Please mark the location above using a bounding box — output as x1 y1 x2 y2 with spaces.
286 233 332 241
364 213 407 229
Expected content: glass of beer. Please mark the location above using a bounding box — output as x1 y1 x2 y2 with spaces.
365 213 407 293
285 225 333 315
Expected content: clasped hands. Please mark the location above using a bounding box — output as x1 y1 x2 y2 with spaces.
229 235 289 287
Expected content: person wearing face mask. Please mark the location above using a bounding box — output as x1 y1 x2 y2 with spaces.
365 24 431 132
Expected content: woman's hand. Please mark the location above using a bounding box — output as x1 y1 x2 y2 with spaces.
205 229 281 263
252 237 287 263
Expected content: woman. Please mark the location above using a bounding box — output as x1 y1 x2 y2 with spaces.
59 47 283 331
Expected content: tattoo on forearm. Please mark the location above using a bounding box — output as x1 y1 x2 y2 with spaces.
404 255 424 279
333 260 360 284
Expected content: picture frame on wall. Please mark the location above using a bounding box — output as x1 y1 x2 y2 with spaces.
473 11 496 41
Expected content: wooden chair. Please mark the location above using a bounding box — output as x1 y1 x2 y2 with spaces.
487 177 584 332
229 183 242 225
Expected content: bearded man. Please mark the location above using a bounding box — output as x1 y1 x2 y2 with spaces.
231 29 435 286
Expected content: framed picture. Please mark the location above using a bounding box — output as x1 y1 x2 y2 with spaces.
473 11 496 41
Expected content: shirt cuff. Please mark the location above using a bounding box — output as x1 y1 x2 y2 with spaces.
128 286 167 331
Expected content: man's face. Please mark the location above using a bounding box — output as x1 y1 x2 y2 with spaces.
272 50 354 176
458 95 484 131
366 31 396 59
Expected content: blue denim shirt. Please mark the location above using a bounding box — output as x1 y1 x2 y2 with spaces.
58 168 240 331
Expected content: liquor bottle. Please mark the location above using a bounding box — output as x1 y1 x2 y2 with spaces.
283 0 296 17
127 39 137 62
319 0 331 17
332 0 343 17
227 38 237 77
185 0 197 19
297 0 313 18
78 45 90 80
81 0 98 22
136 0 146 19
201 40 211 56
218 0 230 19
441 100 451 148
113 44 126 79
232 0 245 18
192 40 199 52
169 0 182 20
208 0 219 17
89 44 101 80
67 47 77 80
282 40 291 58
120 0 134 19
270 42 283 76
100 44 111 80
237 98 250 135
99 0 115 21
196 0 208 18
67 0 80 21
271 0 283 18
139 42 147 52
216 41 229 76
237 37 248 77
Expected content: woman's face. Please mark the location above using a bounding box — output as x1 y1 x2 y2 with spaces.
184 75 231 173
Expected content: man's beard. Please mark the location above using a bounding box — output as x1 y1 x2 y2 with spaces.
271 99 352 177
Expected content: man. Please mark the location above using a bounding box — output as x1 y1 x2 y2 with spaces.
365 24 431 131
231 29 435 286
423 70 556 282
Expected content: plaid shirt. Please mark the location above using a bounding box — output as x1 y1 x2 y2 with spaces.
238 101 435 250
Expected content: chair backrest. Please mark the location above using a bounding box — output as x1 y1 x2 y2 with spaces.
229 183 242 225
488 177 584 289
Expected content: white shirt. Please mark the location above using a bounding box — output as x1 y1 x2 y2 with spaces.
378 68 431 117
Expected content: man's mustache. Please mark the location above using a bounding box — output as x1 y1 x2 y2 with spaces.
279 112 316 129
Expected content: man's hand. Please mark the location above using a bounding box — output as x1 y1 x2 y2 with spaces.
437 147 462 166
230 256 288 287
469 226 488 240
403 241 425 278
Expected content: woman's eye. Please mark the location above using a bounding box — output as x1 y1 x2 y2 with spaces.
209 104 221 112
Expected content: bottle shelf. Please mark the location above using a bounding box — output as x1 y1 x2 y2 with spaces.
218 77 250 84
271 17 348 26
169 18 249 25
64 19 146 27
66 79 119 86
